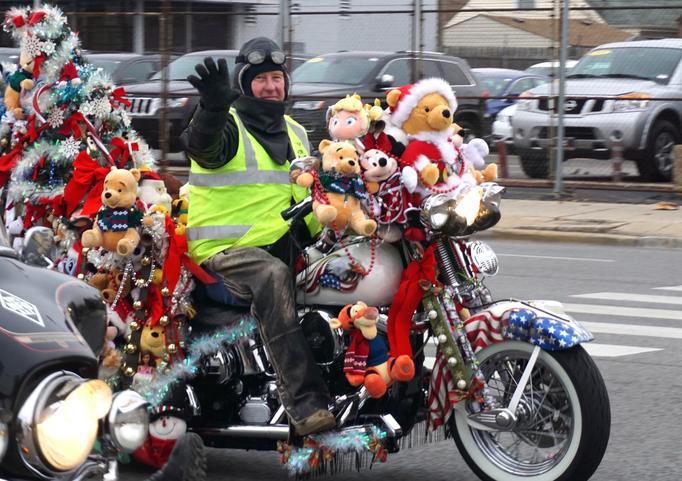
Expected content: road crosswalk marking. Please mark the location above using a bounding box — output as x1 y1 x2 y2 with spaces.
572 292 682 306
424 342 661 365
562 302 682 321
581 321 682 339
653 285 682 292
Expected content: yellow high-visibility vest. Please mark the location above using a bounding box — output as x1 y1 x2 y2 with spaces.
187 109 316 265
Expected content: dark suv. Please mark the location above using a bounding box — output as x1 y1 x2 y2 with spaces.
122 50 308 153
289 51 487 147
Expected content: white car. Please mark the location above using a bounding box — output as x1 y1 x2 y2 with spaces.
492 103 517 144
526 60 578 77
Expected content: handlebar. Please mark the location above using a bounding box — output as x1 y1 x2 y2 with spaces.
281 196 313 222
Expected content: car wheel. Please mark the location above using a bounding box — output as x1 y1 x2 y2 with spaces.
518 149 549 178
638 119 679 182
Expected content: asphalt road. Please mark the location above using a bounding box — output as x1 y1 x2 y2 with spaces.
121 239 682 481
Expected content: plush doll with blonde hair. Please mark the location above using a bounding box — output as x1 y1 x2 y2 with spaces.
327 93 372 153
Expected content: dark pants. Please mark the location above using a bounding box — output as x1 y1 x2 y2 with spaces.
204 247 331 423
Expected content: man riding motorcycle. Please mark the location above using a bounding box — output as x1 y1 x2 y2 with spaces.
181 37 336 437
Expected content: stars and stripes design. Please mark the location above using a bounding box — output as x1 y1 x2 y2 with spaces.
504 308 593 350
463 310 505 352
427 351 458 430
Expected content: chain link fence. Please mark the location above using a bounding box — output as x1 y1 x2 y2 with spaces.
2 0 680 189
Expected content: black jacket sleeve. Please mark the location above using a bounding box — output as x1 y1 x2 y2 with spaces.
181 105 239 169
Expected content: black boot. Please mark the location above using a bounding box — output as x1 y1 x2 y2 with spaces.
145 433 207 481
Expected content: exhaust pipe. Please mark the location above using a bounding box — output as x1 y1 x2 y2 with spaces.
194 424 290 440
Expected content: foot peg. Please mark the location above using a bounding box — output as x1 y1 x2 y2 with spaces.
467 408 517 431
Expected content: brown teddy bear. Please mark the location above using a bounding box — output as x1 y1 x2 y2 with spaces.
387 78 476 197
4 51 35 120
296 139 377 236
82 167 149 256
89 269 132 304
330 301 415 398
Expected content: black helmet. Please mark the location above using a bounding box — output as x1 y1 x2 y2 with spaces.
233 37 290 100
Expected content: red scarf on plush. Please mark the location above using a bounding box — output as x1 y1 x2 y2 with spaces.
387 245 438 359
343 330 370 376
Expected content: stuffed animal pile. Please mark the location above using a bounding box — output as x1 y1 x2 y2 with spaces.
294 77 498 243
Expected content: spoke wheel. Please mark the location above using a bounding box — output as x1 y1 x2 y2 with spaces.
451 342 610 481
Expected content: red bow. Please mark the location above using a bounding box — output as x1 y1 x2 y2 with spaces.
110 136 138 168
28 11 46 25
32 54 45 80
59 61 78 82
387 245 437 359
63 151 109 216
0 142 25 187
11 15 25 28
59 112 87 139
111 87 131 108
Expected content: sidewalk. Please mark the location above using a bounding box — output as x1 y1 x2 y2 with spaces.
481 198 682 248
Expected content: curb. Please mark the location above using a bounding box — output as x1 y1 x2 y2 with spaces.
478 228 682 249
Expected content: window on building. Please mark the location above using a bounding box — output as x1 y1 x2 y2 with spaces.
518 0 535 8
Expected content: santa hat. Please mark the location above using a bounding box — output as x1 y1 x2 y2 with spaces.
389 78 458 129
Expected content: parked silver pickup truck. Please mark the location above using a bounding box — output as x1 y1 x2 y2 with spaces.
512 39 682 181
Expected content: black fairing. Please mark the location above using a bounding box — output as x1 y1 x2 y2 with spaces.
0 255 102 401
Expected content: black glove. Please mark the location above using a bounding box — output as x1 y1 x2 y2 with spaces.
187 57 238 112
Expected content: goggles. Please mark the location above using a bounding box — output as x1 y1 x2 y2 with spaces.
237 50 287 66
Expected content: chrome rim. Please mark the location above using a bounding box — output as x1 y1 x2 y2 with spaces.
469 350 575 476
653 131 674 176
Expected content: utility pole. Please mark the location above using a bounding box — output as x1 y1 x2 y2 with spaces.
554 0 569 193
159 0 171 173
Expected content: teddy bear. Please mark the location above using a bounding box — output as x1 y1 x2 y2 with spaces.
449 125 498 185
81 167 150 256
4 51 35 120
171 195 189 236
330 301 415 398
140 323 167 366
296 139 377 237
89 269 132 304
387 78 477 197
327 94 379 153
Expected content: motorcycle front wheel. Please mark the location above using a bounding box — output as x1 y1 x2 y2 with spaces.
451 341 610 481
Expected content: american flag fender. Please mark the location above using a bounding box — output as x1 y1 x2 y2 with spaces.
464 301 594 353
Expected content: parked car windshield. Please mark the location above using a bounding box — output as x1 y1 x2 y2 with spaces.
292 56 379 85
151 54 237 81
569 47 682 84
89 59 121 75
477 75 514 96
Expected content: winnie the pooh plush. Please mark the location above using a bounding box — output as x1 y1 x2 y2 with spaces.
387 78 476 196
4 51 35 120
330 301 415 398
140 323 166 366
296 139 376 236
82 167 149 256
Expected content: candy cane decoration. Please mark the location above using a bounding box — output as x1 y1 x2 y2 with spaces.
32 82 115 165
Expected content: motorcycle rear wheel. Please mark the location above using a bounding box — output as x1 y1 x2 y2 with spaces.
451 341 610 481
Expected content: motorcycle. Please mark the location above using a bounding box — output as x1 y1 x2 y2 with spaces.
0 222 150 480
174 182 611 481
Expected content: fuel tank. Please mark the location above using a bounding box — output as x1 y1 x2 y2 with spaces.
296 239 404 307
0 254 103 399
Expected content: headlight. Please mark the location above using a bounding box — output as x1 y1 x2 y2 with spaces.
292 100 326 110
468 241 499 276
167 97 189 109
17 372 112 475
421 184 504 237
613 92 650 112
107 390 149 452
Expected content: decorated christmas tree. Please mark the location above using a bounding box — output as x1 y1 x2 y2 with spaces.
0 4 154 240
